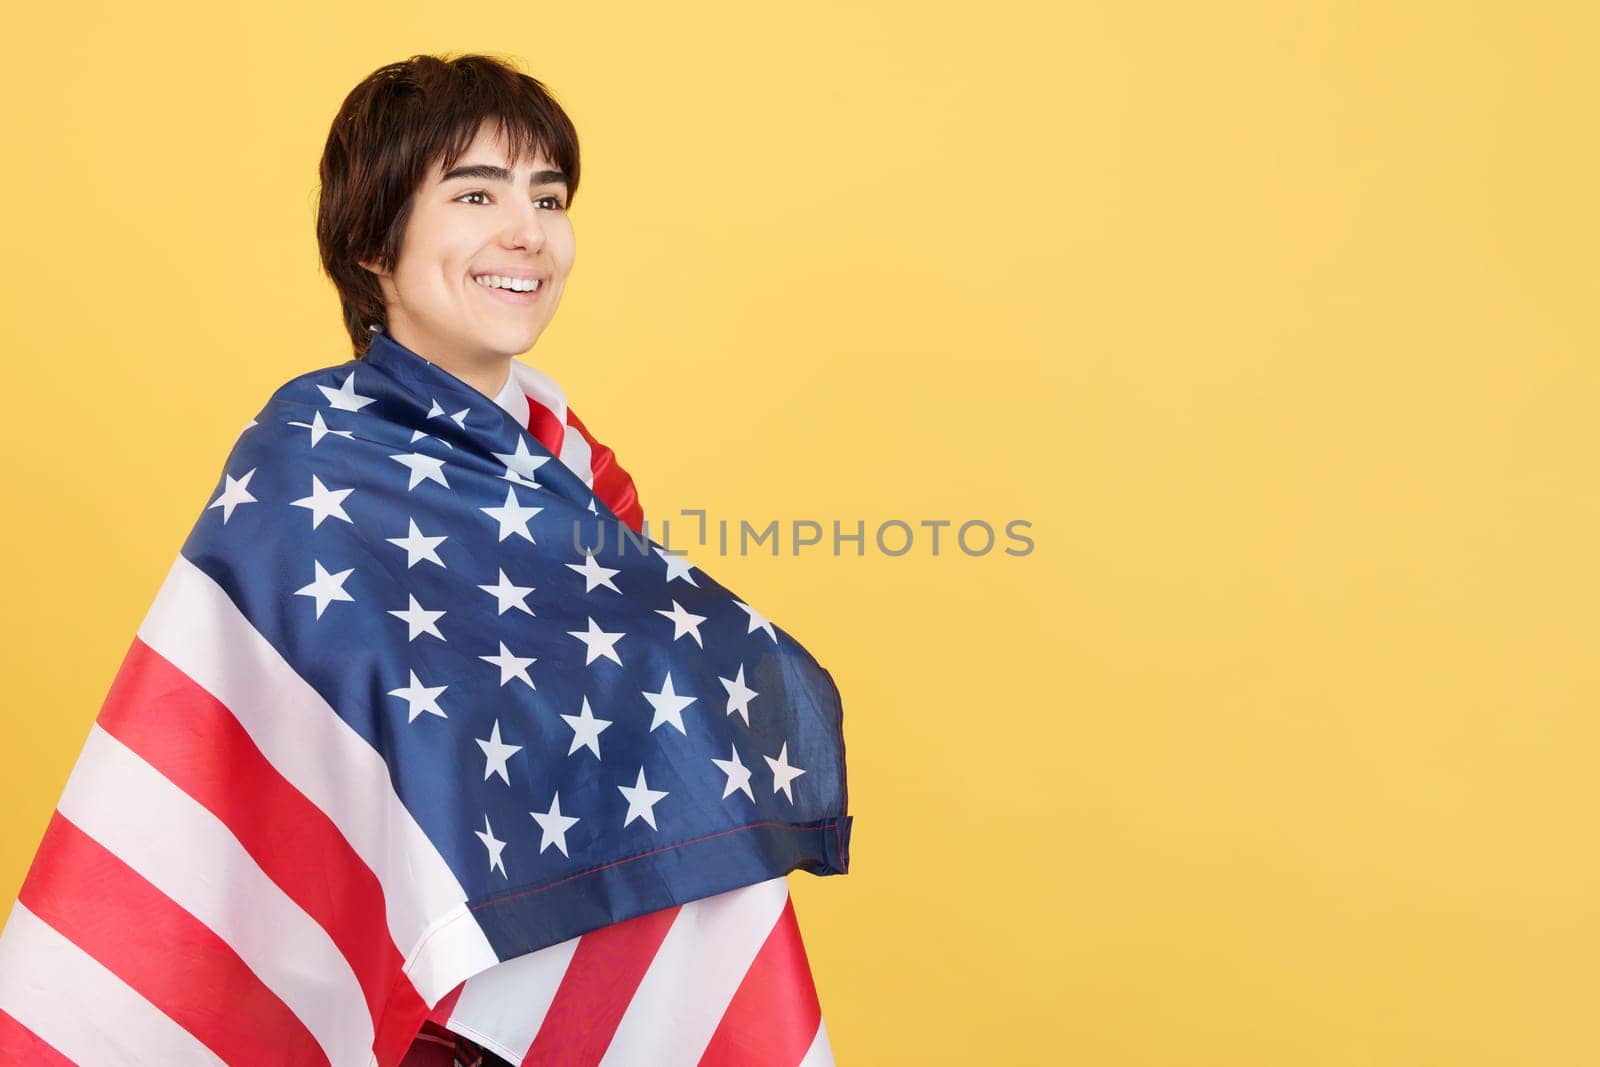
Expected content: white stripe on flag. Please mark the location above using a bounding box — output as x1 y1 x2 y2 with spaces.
508 361 568 426
0 901 226 1066
58 724 372 1065
137 554 499 1002
799 1018 837 1066
599 876 791 1067
446 935 580 1062
558 415 595 487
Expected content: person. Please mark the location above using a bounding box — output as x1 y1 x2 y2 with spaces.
0 52 850 1065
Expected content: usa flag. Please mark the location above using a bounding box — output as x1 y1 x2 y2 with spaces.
0 330 852 1065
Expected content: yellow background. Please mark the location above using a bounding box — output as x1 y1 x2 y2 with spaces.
2 2 1596 1063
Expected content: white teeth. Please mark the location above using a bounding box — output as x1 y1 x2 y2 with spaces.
473 275 540 292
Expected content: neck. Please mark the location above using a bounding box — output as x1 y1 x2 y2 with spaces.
386 324 511 399
436 356 512 401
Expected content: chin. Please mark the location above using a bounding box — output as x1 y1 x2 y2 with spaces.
480 325 542 357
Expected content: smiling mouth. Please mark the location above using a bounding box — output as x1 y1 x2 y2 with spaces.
472 274 546 304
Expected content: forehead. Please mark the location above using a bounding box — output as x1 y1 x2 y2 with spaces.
432 121 555 178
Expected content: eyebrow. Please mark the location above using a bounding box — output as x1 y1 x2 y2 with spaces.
440 163 568 187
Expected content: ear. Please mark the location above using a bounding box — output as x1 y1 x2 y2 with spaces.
358 256 388 279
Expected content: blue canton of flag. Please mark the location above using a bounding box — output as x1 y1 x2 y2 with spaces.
186 331 851 960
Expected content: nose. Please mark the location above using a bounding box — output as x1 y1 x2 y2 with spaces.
500 198 546 252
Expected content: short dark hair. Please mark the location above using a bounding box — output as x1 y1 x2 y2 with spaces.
316 53 581 357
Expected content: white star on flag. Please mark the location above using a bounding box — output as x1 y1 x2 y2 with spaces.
655 545 699 586
427 399 469 426
478 569 535 616
293 561 354 618
765 742 806 802
481 485 541 543
475 720 523 785
711 743 755 801
287 410 355 447
530 792 580 856
475 814 508 877
567 617 625 666
567 553 622 594
389 452 450 490
618 768 669 830
387 594 445 642
479 641 535 688
492 438 550 487
208 468 257 524
642 672 697 735
409 429 452 449
318 371 376 412
560 696 612 758
733 599 777 642
290 475 355 529
385 519 447 569
387 670 447 723
720 665 760 726
655 600 707 646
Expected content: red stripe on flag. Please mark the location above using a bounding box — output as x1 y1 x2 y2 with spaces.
427 980 466 1025
526 401 566 457
17 812 330 1066
0 1007 75 1065
522 904 681 1065
94 638 429 1067
696 895 823 1067
565 408 645 534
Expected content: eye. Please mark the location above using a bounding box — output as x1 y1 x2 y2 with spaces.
455 189 567 210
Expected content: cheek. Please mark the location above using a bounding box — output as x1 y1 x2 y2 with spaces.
547 219 577 272
398 209 473 279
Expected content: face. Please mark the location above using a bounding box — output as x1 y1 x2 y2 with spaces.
363 121 575 380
